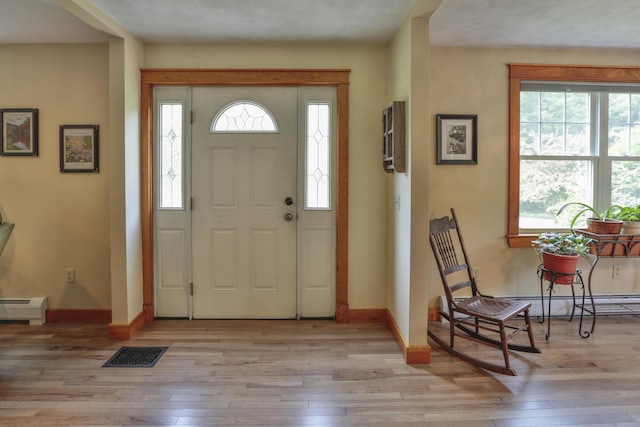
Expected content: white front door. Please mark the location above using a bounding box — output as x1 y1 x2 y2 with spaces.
191 87 298 318
153 86 336 319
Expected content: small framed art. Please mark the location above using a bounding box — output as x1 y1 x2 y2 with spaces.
436 114 477 165
1 108 39 156
60 124 99 173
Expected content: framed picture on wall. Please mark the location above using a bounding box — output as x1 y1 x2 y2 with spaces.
59 124 99 173
0 108 39 156
436 114 477 165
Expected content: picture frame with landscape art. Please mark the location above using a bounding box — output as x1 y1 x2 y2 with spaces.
60 124 99 173
0 108 39 156
436 114 477 165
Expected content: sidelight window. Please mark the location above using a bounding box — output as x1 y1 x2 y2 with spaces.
305 102 331 209
159 102 184 209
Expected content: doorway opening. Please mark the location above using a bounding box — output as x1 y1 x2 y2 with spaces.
140 69 351 323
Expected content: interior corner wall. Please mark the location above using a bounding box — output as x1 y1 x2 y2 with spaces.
124 36 144 322
385 11 433 347
108 39 127 323
143 43 391 310
407 17 430 347
109 37 145 325
0 44 111 310
429 46 640 303
386 20 413 342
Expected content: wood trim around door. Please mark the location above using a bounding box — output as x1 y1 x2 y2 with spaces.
140 69 351 323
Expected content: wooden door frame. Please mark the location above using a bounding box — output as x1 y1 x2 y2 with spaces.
140 69 351 323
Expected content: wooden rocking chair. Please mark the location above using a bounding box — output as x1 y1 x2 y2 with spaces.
428 208 540 376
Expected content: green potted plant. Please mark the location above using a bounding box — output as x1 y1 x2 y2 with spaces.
532 231 593 284
556 202 623 235
611 204 640 234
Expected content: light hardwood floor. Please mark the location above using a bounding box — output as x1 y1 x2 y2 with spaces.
1 315 640 426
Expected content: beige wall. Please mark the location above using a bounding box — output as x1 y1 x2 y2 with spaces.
0 41 394 318
3 31 639 330
0 44 111 309
429 46 640 302
144 43 391 309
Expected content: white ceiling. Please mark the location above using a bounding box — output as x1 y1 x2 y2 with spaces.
89 0 416 44
1 0 640 49
430 0 640 50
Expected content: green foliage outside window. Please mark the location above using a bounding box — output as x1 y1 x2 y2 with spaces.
519 88 640 229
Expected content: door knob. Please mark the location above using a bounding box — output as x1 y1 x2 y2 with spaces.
285 197 294 206
284 212 294 221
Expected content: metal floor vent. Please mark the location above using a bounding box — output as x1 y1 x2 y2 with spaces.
103 347 168 368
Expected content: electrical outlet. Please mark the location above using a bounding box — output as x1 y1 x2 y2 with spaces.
473 267 480 280
613 264 621 279
65 268 75 283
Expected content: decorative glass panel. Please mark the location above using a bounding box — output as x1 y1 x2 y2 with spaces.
305 103 331 209
159 103 183 209
211 101 278 133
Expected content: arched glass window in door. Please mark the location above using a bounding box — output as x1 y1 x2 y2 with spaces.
210 100 278 133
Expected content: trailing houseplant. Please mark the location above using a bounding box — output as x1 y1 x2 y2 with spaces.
532 231 593 284
556 202 623 234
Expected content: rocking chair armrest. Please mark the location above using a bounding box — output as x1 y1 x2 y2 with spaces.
475 291 493 298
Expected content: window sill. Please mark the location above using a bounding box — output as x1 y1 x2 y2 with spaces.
506 234 537 248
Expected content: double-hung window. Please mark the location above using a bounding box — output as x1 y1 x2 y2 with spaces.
508 64 640 247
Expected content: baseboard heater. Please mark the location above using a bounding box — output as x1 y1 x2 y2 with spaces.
0 297 48 325
443 294 640 318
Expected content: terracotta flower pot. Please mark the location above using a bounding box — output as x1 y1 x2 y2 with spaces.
541 251 579 284
586 218 623 235
622 221 640 235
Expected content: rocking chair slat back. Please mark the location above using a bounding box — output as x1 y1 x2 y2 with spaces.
429 213 478 302
432 231 459 270
449 280 473 293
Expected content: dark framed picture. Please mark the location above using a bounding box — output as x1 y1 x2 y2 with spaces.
0 108 39 156
436 114 477 165
60 125 99 173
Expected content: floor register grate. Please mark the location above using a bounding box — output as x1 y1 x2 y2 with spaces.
103 346 168 368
